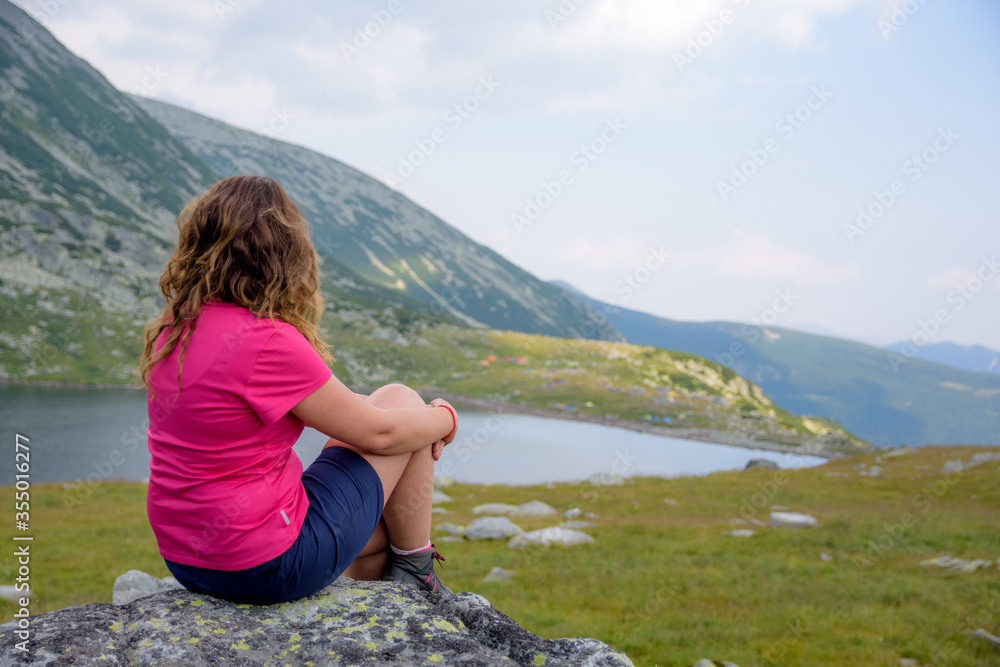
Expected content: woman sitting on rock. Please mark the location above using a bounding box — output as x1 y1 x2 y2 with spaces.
138 175 456 604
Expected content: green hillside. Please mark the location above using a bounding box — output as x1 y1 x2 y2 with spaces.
559 283 1000 448
0 285 867 454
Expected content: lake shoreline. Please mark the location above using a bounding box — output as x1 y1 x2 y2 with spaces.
3 379 842 460
348 386 843 460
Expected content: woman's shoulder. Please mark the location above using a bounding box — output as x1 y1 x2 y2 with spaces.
199 301 296 346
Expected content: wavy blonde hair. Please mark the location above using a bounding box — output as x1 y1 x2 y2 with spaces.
139 175 332 392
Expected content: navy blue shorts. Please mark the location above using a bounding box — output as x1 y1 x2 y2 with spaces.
164 446 384 605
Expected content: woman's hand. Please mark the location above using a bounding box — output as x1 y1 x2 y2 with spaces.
429 398 457 461
431 440 446 461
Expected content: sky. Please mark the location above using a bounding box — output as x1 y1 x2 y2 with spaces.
16 0 1000 349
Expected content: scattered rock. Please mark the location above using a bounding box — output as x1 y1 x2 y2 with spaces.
438 536 464 542
430 507 449 515
433 523 466 537
471 503 519 516
726 530 755 538
919 555 992 572
820 553 833 561
750 518 767 527
433 473 455 489
898 660 919 666
564 507 583 519
432 491 453 504
663 498 678 506
745 459 778 470
483 567 516 583
880 447 913 459
587 472 625 486
0 576 634 666
562 521 598 529
112 570 184 606
509 500 558 518
769 512 818 529
974 628 1000 649
0 586 28 602
940 460 966 474
860 465 882 477
584 512 600 520
508 528 595 550
465 516 525 540
968 451 1000 468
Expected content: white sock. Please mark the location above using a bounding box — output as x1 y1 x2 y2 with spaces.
390 541 433 556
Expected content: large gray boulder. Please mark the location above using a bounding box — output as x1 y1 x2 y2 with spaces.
0 578 632 666
465 516 525 540
508 501 558 518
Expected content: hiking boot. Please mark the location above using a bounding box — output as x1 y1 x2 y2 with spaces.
381 545 453 595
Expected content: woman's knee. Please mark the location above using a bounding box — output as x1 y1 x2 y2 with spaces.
367 383 425 408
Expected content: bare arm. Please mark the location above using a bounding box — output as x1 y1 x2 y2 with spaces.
291 377 456 456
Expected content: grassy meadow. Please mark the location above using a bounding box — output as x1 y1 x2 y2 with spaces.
1 445 998 666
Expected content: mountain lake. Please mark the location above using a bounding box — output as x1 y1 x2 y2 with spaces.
0 384 825 486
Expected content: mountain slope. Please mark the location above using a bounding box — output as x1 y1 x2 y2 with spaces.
132 96 620 341
554 282 1000 447
0 0 218 311
885 341 1000 375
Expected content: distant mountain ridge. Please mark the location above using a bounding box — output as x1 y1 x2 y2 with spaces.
553 281 1000 447
885 341 1000 375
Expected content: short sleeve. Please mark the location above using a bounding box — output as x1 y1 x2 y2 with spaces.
244 324 333 425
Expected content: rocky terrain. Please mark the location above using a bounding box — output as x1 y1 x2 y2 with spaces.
0 577 633 666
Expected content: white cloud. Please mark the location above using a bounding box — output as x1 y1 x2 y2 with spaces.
554 235 645 270
927 268 973 289
676 229 863 285
534 0 874 55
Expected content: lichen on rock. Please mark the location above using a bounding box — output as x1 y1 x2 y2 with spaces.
0 577 633 666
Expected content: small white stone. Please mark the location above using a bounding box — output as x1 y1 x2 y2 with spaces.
974 628 1000 649
507 527 595 550
483 567 516 582
509 500 558 518
433 523 465 537
769 512 818 529
0 586 28 602
587 472 625 486
112 570 184 605
726 530 755 538
471 503 518 516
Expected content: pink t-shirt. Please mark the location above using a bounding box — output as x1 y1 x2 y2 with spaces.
146 301 332 570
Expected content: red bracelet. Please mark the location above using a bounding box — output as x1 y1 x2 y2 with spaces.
437 403 457 440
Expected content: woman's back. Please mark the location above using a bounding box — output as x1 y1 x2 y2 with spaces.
146 301 331 570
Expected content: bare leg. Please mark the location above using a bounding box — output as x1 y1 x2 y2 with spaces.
322 384 437 580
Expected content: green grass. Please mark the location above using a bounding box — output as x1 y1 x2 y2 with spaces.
2 445 997 666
